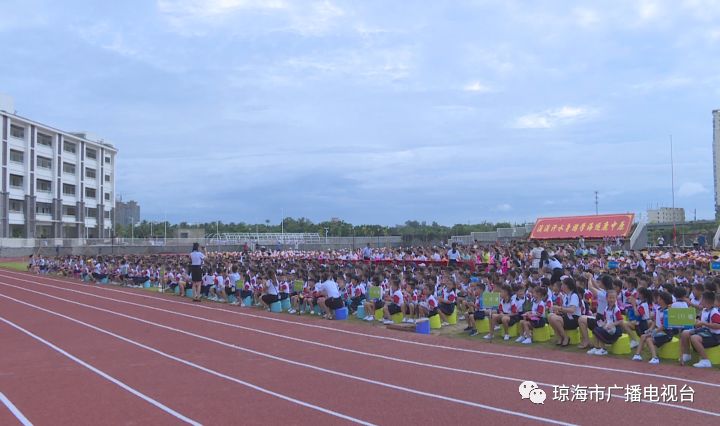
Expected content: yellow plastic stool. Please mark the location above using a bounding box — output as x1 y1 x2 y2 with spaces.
549 326 555 337
475 318 490 333
429 314 441 329
507 323 519 338
447 308 458 325
610 334 631 355
567 329 581 345
533 325 551 343
658 337 680 360
391 312 404 324
704 345 720 365
374 309 384 321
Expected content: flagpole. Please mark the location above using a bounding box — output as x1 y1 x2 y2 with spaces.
670 135 676 245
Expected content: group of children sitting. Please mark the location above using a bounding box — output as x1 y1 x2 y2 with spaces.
28 244 720 369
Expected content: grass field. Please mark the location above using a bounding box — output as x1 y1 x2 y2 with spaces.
0 261 29 271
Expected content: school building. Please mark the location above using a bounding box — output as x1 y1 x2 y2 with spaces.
0 95 117 238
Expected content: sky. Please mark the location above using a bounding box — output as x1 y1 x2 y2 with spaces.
2 0 719 226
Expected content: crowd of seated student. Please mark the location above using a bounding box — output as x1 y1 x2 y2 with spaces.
25 240 720 368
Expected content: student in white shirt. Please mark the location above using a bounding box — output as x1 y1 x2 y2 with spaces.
317 271 343 319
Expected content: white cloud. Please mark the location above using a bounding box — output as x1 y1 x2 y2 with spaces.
573 8 601 28
496 203 512 212
513 106 594 129
678 182 708 197
631 76 693 91
157 0 287 18
463 81 492 93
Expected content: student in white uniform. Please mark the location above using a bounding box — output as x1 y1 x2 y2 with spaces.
189 242 205 302
318 271 343 319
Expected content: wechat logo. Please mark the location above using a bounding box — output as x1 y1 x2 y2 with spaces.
519 381 547 405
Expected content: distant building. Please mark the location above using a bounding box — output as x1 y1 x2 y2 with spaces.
331 217 341 223
175 228 204 239
1 94 117 238
115 200 140 227
647 207 685 224
713 109 720 220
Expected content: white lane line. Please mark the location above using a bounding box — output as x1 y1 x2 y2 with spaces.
5 270 718 391
4 279 719 419
0 316 201 426
0 287 574 426
0 294 374 426
0 392 33 426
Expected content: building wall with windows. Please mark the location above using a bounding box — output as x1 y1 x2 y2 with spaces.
647 207 685 224
714 109 720 220
115 200 140 227
1 103 117 238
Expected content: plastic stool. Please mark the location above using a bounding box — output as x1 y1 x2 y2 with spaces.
567 329 581 345
228 294 237 304
100 277 109 284
475 318 490 333
533 325 551 343
610 334 631 355
334 307 348 320
374 309 384 321
391 312 404 324
356 305 366 319
281 298 291 311
242 296 253 307
143 281 151 289
702 345 720 365
185 289 193 298
658 337 680 360
416 319 430 334
270 301 283 313
429 314 441 329
314 305 324 315
507 323 519 338
447 308 458 325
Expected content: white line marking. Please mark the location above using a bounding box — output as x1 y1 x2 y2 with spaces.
0 316 201 426
4 279 719 419
4 270 717 391
0 392 33 426
0 287 573 426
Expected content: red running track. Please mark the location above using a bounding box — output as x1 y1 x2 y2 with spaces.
0 269 718 426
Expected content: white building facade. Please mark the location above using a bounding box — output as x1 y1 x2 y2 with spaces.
1 100 117 238
647 207 685 224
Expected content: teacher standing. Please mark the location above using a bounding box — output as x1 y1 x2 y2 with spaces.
190 242 205 302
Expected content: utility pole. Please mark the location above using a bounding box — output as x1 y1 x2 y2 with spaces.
670 135 677 245
594 191 599 215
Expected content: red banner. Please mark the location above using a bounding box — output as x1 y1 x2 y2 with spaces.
530 214 634 240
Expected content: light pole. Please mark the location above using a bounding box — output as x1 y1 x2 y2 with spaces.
324 227 329 243
130 216 134 242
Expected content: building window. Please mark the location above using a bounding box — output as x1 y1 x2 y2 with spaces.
9 149 24 163
9 199 24 213
9 174 23 188
62 205 77 217
36 203 52 215
104 174 110 182
10 124 25 139
86 148 97 159
105 156 111 164
86 207 98 217
85 187 96 198
64 141 76 154
104 192 111 201
104 210 111 219
36 179 52 192
85 167 96 179
37 156 52 169
37 133 53 147
62 183 76 196
63 162 76 174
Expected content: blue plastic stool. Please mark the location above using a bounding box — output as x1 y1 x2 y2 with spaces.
143 281 151 289
185 289 193 298
415 319 430 334
228 294 237 304
242 296 253 307
356 305 366 319
270 301 283 313
281 298 291 311
174 286 180 295
100 277 109 284
314 305 324 315
334 307 348 320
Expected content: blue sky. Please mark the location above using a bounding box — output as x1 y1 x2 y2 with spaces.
2 0 719 225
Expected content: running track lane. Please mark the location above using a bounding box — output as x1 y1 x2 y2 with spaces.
6 272 719 417
6 279 720 422
0 283 572 426
3 276 720 424
0 392 32 426
0 316 195 426
0 295 376 426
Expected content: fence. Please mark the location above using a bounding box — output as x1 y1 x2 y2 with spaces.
450 225 533 245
